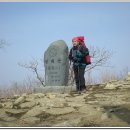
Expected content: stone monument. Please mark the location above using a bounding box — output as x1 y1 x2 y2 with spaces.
44 40 69 86
33 40 75 93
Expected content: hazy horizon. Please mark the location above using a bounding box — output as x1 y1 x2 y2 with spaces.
0 2 130 87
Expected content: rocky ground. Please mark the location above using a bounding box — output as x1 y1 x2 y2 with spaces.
0 75 130 127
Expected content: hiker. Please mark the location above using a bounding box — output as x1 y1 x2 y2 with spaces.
69 36 90 93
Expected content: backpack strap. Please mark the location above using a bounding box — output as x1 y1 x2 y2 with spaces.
77 45 89 57
69 48 73 61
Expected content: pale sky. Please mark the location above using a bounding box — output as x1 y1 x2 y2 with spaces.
0 2 130 87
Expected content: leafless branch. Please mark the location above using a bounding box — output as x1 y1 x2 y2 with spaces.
85 46 113 72
18 59 45 87
0 39 7 49
68 63 75 86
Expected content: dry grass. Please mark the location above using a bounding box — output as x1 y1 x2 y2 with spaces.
0 68 129 98
99 70 118 83
0 82 33 99
85 68 129 85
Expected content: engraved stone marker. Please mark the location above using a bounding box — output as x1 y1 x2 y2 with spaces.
44 40 69 86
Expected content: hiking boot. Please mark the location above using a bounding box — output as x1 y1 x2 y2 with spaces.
78 91 81 94
82 89 86 93
82 85 86 90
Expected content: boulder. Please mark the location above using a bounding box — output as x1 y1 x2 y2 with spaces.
14 96 26 106
78 105 103 118
0 109 17 122
19 101 36 109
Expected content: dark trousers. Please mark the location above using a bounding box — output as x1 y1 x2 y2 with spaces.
73 66 86 91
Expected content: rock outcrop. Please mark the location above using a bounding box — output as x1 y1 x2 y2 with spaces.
0 74 130 127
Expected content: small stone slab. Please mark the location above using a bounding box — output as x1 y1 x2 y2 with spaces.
19 102 36 109
14 96 26 106
45 107 75 116
5 109 28 116
21 117 40 124
21 106 46 119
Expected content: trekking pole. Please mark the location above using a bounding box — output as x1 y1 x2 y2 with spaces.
69 60 73 91
78 65 81 94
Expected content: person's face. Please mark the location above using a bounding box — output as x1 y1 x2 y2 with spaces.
72 41 79 46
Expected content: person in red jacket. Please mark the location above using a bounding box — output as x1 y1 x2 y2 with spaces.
69 36 89 93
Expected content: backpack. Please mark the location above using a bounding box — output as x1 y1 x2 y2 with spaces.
71 45 91 65
85 54 91 65
80 46 91 65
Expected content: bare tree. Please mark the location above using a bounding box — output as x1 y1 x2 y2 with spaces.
68 63 75 86
18 46 112 87
0 39 7 49
68 46 113 85
18 59 45 87
85 46 113 72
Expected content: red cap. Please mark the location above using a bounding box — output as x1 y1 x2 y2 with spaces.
72 37 80 42
78 36 84 42
72 36 84 42
72 36 86 47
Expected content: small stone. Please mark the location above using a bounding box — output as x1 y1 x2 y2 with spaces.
53 121 73 127
46 93 56 99
89 88 93 91
67 102 83 108
34 93 45 98
22 93 27 97
13 95 20 99
109 109 115 113
104 83 116 90
0 103 3 108
21 117 40 124
87 101 98 104
3 102 13 109
101 112 110 120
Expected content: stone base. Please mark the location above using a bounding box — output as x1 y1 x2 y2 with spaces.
33 85 76 93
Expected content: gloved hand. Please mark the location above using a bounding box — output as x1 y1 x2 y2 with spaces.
76 51 82 58
73 57 81 62
72 57 78 62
